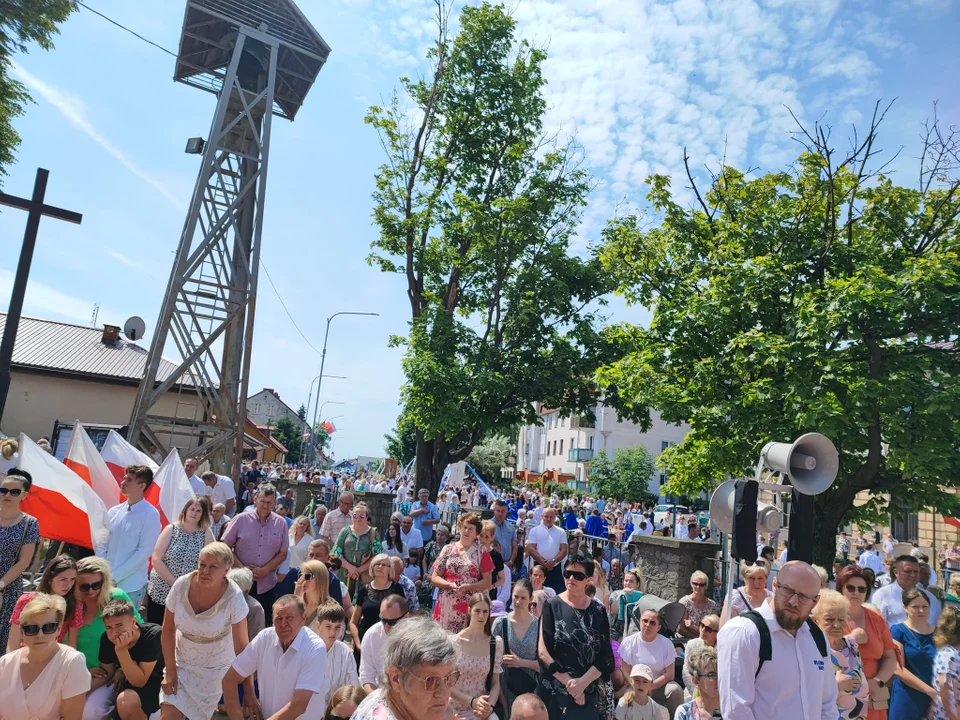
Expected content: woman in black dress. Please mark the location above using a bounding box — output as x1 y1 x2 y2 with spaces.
348 553 404 653
537 554 615 719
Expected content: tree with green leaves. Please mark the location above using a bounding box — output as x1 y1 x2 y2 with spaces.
0 1 75 179
272 415 302 463
467 434 513 481
589 447 658 505
596 104 960 565
296 404 307 422
384 411 417 466
366 1 615 499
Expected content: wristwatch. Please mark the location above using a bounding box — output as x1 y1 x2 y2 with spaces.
877 679 886 688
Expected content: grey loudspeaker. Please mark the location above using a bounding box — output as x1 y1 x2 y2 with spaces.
761 432 839 495
709 479 782 535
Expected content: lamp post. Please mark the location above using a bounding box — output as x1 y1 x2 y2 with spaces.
300 375 346 465
308 311 378 463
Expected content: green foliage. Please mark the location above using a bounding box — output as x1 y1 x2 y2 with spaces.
596 106 960 563
366 1 618 493
467 434 513 480
384 411 417 465
313 425 331 451
589 447 658 504
272 416 302 462
0 1 75 179
544 481 576 499
296 404 307 421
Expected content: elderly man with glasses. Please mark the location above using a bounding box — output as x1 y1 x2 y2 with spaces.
320 492 354 544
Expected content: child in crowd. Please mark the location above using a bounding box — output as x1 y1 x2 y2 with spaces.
403 556 422 588
314 602 359 708
615 664 664 720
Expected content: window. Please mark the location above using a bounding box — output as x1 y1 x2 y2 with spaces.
267 406 274 417
560 439 564 455
588 435 594 450
553 440 557 455
571 437 575 452
659 441 675 486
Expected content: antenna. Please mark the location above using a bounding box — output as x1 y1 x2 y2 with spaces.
123 316 146 342
91 303 99 327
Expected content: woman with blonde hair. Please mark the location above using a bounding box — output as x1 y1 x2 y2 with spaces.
678 570 720 638
592 565 611 609
720 560 773 628
349 553 404 651
294 559 331 633
609 568 644 640
146 494 215 624
76 556 141 668
160 541 251 720
814 590 868 720
0 593 89 719
324 684 369 720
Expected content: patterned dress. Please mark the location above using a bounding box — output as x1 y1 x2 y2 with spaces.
830 637 869 720
678 596 720 630
147 524 207 605
0 514 39 652
933 646 960 720
352 688 399 720
452 635 504 720
332 524 381 598
432 540 494 633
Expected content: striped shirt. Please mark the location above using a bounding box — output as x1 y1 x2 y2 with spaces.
320 509 352 543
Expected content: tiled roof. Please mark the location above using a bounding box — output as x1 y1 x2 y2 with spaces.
0 313 186 385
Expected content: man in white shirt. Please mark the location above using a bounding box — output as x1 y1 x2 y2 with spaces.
399 516 424 560
718 561 837 720
359 594 409 691
312 601 359 707
525 508 568 594
872 555 942 627
100 465 162 608
183 457 205 496
202 472 236 516
857 544 886 575
222 595 327 719
882 533 898 559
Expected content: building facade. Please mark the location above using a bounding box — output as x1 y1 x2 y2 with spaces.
515 402 690 496
246 388 308 434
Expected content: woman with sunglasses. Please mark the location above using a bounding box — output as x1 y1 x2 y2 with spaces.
678 570 720 639
0 468 40 653
7 554 81 651
0 593 89 719
75 556 141 669
537 554 615 719
492 579 540 718
353 616 459 720
837 564 897 720
350 553 405 652
294 559 331 634
681 614 719 694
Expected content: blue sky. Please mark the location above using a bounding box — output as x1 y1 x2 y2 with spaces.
1 0 957 460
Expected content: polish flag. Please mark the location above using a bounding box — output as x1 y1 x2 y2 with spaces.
150 449 195 527
63 422 121 509
946 517 960 530
100 430 158 484
17 434 109 549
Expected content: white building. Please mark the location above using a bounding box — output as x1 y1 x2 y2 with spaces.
515 402 689 496
247 388 308 434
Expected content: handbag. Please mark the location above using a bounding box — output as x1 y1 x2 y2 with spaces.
497 619 538 696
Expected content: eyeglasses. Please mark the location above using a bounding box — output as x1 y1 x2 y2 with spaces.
0 487 23 496
640 618 659 626
696 672 718 680
776 584 819 607
301 573 315 582
691 581 706 587
408 669 461 693
79 581 104 593
699 623 718 633
844 584 868 594
563 570 587 582
380 614 405 627
22 622 59 636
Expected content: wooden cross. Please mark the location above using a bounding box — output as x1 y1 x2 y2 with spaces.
0 168 82 424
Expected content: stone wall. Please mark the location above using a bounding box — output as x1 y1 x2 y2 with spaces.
629 535 720 602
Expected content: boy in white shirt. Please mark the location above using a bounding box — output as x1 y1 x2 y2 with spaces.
312 602 359 708
615 664 664 720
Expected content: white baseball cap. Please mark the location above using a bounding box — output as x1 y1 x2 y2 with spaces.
630 664 654 681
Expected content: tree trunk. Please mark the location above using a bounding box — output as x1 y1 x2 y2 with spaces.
415 431 452 502
812 484 858 567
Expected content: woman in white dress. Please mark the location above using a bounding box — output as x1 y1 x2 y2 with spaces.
159 541 250 720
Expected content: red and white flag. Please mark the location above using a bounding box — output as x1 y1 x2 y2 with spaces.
151 449 195 527
64 422 121 509
18 434 109 549
100 430 158 483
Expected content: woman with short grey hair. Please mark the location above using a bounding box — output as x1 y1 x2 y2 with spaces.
675 645 720 720
352 616 461 720
227 567 264 640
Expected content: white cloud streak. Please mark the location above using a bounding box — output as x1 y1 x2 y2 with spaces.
10 62 183 209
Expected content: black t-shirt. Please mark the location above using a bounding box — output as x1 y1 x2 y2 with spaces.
99 621 164 686
489 549 505 600
355 582 404 639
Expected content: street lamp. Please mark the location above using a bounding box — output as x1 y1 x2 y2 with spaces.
299 381 346 465
308 311 378 462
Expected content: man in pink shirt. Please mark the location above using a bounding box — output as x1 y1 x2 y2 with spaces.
222 483 287 623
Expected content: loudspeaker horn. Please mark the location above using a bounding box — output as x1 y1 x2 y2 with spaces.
710 480 782 535
761 432 839 495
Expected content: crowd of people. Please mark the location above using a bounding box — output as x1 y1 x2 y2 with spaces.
0 452 959 720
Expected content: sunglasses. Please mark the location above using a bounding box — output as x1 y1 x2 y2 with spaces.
301 573 315 582
691 581 706 587
844 584 868 594
0 487 23 496
563 569 588 582
79 581 104 593
699 623 718 633
380 615 405 627
22 622 59 636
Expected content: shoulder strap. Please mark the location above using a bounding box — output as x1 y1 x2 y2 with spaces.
806 617 828 658
486 635 496 691
741 611 771 678
497 617 512 655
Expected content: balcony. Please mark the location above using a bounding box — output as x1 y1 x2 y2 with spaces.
568 448 594 462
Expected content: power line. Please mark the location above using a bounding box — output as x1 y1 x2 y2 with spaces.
76 2 177 57
76 1 326 359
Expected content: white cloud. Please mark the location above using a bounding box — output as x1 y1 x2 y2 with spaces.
0 267 103 325
10 63 183 209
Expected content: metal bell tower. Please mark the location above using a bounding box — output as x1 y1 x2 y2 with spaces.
128 0 330 476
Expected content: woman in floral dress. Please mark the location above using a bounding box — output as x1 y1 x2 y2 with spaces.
449 593 503 720
431 514 493 633
332 502 381 599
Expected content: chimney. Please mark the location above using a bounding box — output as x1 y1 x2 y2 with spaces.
101 324 121 345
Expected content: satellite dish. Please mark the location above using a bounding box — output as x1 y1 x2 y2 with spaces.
123 316 146 342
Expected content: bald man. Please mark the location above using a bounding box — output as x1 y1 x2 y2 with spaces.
511 694 548 720
718 561 836 720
